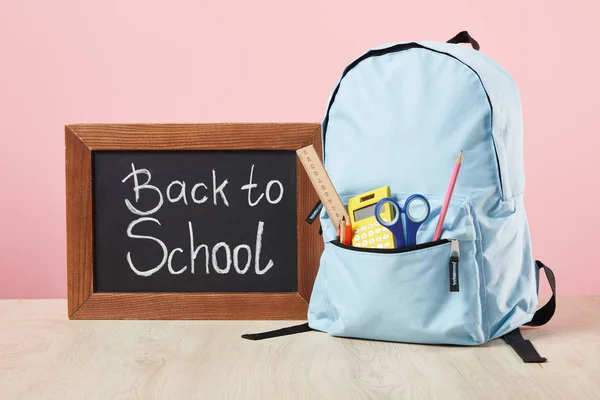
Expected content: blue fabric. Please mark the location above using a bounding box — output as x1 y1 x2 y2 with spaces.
308 41 539 345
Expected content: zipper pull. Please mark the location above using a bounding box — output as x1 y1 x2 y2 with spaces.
449 239 460 292
305 201 323 224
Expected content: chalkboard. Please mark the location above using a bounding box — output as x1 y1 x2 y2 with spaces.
66 123 322 320
93 151 297 292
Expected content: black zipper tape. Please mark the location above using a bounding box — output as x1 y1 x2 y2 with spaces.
330 239 450 254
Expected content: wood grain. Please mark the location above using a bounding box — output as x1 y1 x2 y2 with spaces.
65 123 322 320
67 123 319 150
65 126 93 317
296 127 324 301
1 297 599 400
71 293 309 320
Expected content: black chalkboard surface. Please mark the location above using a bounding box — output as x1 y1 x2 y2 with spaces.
93 151 297 292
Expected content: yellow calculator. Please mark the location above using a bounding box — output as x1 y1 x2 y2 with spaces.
348 186 396 249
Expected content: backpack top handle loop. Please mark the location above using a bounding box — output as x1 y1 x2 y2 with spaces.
447 31 480 51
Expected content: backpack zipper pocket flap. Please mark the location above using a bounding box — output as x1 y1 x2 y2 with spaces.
321 236 484 345
330 238 450 254
333 239 460 292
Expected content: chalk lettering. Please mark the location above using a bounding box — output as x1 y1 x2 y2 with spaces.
191 183 208 204
233 244 252 274
126 217 167 277
126 220 274 277
189 221 209 274
240 164 264 207
212 242 232 274
168 248 187 274
212 169 229 206
255 221 274 275
241 165 284 206
167 181 188 205
265 180 284 204
122 163 164 216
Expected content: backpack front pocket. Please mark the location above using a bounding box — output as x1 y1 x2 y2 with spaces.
321 240 484 345
314 199 486 345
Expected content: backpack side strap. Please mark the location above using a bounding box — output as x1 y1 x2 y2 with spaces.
241 323 313 340
525 260 556 327
502 328 547 363
502 260 556 363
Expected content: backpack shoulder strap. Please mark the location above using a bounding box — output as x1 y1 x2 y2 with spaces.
502 260 556 363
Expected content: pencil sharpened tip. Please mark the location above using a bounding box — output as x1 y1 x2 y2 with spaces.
457 151 463 164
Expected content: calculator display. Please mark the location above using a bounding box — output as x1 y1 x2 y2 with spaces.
354 204 380 221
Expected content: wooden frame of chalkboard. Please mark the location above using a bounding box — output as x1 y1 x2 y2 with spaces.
65 123 323 320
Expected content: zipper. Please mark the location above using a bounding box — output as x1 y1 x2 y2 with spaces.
321 43 503 197
332 238 461 293
305 201 323 224
330 238 450 254
449 239 460 292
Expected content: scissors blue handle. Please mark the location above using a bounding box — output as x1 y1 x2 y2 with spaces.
375 197 406 248
375 194 430 248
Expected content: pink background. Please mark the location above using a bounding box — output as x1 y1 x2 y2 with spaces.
0 1 597 298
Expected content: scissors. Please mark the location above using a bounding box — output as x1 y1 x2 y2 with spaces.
374 194 430 248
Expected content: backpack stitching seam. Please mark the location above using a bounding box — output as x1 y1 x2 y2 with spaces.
322 255 334 323
468 200 491 342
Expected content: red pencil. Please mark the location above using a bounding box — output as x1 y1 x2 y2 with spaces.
339 216 352 245
343 216 352 245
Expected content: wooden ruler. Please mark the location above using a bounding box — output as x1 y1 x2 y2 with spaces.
296 145 349 228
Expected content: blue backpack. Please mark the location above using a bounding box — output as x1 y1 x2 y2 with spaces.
243 32 556 363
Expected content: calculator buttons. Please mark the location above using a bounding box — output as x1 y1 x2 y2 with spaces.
352 223 397 249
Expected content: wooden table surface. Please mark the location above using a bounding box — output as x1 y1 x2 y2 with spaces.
1 297 599 399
